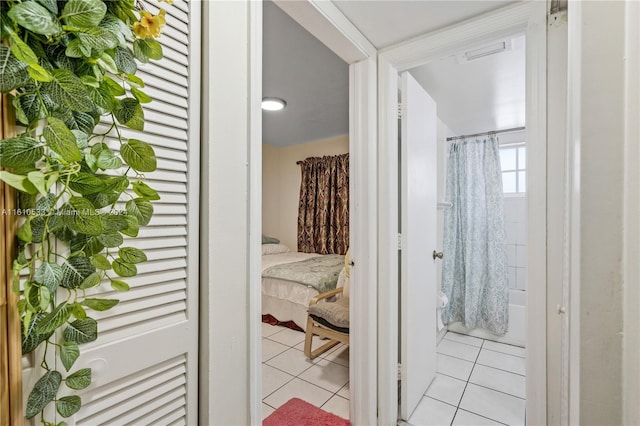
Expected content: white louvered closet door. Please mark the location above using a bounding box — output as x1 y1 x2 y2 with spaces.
68 2 201 425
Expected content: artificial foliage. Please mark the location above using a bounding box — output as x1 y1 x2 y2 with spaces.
0 0 172 423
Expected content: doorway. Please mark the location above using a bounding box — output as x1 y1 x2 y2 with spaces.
256 1 378 424
260 1 351 419
402 36 528 420
378 2 548 424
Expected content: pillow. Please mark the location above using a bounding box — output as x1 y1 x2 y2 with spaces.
262 234 280 244
262 243 290 255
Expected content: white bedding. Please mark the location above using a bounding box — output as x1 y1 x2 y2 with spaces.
261 252 323 330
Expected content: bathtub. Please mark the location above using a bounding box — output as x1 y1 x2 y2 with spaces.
444 289 526 347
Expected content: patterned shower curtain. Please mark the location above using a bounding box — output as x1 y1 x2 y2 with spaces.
441 137 509 335
297 153 349 255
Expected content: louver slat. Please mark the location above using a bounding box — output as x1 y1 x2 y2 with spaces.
143 404 187 426
137 64 189 87
77 357 186 425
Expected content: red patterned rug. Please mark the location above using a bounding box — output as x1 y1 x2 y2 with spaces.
262 314 304 332
263 398 350 426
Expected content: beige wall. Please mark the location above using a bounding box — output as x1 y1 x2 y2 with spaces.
576 2 625 423
262 135 349 251
623 1 640 424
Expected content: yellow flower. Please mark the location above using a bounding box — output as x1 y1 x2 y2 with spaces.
158 0 174 4
132 9 166 39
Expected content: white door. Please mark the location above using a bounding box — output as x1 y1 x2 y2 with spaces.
399 71 438 420
19 2 201 424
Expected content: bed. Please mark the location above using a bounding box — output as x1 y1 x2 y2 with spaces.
262 244 345 331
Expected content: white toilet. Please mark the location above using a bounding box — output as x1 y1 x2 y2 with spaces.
437 291 449 332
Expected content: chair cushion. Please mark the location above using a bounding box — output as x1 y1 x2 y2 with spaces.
308 297 349 332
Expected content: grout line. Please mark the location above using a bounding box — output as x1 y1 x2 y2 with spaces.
265 336 306 348
262 375 330 404
442 334 484 348
336 381 350 400
436 350 479 364
445 331 526 353
262 340 350 413
320 382 351 419
436 350 476 363
450 338 485 425
436 371 473 382
438 334 527 426
483 339 527 350
474 360 526 377
262 348 290 363
423 394 458 409
261 403 277 421
480 346 527 359
263 354 318 378
261 369 296 401
455 408 509 426
464 381 526 401
262 343 347 418
442 338 484 349
294 374 349 395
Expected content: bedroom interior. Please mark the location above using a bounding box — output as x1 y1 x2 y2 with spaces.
261 0 351 421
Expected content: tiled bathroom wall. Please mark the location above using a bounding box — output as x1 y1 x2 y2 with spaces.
504 197 527 290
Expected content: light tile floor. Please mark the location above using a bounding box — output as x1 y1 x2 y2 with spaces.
261 323 350 421
408 332 526 426
261 325 525 426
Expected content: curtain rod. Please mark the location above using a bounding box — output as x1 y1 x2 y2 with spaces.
446 126 526 142
296 153 348 165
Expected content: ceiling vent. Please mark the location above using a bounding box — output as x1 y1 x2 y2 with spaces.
457 40 512 63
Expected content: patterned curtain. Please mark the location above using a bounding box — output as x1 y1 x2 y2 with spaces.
297 154 349 255
441 137 509 335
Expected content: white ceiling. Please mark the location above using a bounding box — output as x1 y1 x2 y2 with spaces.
333 0 517 49
409 34 526 135
263 1 349 147
263 0 523 146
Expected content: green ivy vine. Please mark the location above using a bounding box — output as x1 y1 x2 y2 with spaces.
0 0 172 423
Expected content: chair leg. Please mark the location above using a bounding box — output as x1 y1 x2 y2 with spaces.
309 339 339 360
304 316 315 358
305 318 341 359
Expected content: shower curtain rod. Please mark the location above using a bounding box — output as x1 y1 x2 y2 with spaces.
446 126 526 141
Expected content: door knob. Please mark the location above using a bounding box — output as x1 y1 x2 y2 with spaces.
433 250 443 260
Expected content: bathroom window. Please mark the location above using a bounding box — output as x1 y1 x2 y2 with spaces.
500 144 526 194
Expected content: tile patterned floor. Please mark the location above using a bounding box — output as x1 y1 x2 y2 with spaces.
261 323 350 421
408 332 526 426
261 325 526 426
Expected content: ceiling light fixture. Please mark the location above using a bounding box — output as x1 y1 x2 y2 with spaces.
457 40 512 63
262 97 287 111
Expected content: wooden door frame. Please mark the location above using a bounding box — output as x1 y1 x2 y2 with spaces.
1 95 24 425
377 2 548 424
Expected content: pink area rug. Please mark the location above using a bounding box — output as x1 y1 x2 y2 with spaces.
263 398 350 426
